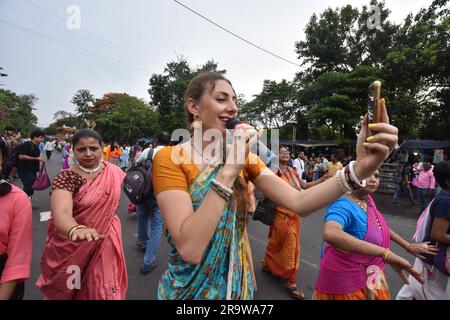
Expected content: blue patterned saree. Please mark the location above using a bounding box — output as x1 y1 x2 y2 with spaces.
158 164 255 300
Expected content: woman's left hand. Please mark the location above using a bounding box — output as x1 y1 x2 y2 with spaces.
71 228 105 242
407 242 439 260
354 99 398 180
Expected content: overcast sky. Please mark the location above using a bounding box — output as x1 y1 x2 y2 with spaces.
0 0 433 127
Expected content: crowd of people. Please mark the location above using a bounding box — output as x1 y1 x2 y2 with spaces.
0 72 448 300
392 157 439 214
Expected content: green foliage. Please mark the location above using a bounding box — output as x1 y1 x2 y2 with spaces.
383 0 450 139
43 126 57 136
92 93 159 143
253 0 450 141
148 58 226 133
239 79 299 129
0 89 38 136
71 89 95 121
295 0 398 78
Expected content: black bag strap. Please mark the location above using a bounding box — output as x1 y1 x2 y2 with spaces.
136 148 154 165
146 148 154 163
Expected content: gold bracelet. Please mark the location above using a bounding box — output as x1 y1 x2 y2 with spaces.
67 225 87 239
382 248 391 262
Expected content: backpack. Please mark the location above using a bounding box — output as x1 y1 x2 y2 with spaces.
7 141 30 168
123 148 154 205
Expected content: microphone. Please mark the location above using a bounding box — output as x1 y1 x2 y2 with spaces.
226 119 278 166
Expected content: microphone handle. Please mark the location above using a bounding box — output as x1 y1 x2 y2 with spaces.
226 119 278 166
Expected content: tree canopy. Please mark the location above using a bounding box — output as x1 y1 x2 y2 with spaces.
242 0 449 141
148 57 226 133
0 89 38 136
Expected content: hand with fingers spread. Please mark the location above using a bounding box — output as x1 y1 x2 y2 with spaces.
70 227 105 242
354 99 398 181
407 242 439 260
385 250 425 285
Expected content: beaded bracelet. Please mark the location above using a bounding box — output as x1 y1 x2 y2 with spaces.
211 179 233 201
336 170 352 194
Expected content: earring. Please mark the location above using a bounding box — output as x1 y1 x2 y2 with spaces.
191 114 202 130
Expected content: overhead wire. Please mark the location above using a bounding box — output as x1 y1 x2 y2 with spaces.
22 0 154 65
0 18 151 74
173 0 300 67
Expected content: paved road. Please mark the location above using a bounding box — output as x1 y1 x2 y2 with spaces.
18 153 420 300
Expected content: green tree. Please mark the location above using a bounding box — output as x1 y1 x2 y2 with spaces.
292 0 449 140
295 0 398 79
43 126 57 136
71 89 95 122
0 89 38 135
239 80 299 130
148 58 226 133
296 65 382 139
92 93 159 143
384 0 450 139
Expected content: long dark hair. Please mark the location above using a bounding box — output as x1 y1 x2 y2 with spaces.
0 136 12 196
184 71 247 215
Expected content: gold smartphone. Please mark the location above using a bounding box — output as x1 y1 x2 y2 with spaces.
368 80 382 124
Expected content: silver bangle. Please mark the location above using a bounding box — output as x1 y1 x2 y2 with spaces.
211 179 233 200
349 161 366 188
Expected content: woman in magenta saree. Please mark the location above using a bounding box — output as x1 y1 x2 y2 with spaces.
36 129 127 300
313 170 435 300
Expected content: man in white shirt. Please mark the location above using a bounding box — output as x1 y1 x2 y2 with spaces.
44 139 55 160
293 152 305 181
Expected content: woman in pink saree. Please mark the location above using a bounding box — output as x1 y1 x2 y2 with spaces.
61 143 71 171
36 129 127 300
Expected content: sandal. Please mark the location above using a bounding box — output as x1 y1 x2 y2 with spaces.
286 286 305 300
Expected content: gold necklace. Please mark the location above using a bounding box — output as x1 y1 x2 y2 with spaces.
348 194 382 230
348 194 368 211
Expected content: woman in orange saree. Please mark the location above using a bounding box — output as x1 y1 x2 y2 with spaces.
262 146 330 299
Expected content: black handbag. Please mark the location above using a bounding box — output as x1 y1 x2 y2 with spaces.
252 193 277 226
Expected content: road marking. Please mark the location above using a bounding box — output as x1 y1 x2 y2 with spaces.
40 211 52 222
248 234 319 270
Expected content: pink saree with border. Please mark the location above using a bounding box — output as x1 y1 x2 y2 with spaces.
36 162 127 300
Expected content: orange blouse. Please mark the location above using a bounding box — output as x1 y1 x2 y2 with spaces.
152 145 267 195
103 146 122 161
